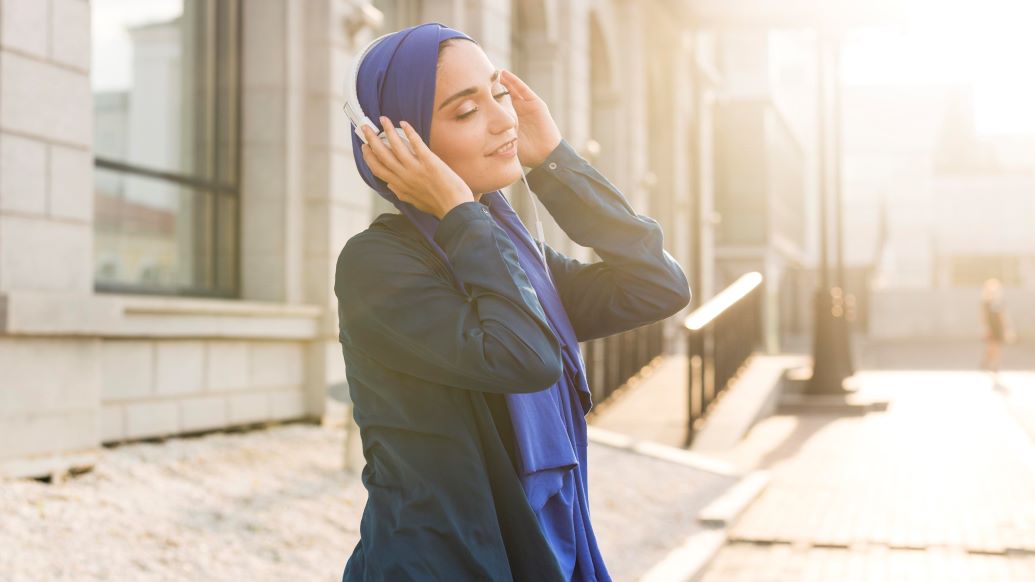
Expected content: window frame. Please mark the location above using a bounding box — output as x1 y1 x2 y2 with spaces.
93 0 243 299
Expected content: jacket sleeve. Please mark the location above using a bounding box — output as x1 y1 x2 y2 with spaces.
334 200 564 394
524 138 693 342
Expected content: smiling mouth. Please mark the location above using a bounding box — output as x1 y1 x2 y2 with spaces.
489 139 517 156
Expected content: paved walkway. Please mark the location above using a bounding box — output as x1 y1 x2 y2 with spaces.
0 419 739 581
699 370 1035 581
588 354 690 448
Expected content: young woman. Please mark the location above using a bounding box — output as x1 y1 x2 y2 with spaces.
335 22 691 581
980 277 1014 383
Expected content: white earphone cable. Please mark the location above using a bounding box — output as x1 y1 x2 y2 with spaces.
517 164 552 284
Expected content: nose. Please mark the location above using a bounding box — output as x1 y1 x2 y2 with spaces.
488 96 517 134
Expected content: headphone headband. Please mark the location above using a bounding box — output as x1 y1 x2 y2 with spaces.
342 26 547 265
343 31 396 141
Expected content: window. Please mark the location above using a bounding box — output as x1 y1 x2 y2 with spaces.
91 0 240 296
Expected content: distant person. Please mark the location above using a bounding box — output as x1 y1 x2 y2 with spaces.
980 278 1015 385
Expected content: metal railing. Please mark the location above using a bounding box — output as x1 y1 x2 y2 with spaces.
581 320 666 407
684 272 764 446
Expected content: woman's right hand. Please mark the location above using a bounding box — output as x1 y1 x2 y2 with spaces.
360 116 475 220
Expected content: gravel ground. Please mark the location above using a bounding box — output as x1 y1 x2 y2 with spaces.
1 421 732 581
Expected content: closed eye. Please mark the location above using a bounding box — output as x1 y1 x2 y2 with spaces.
457 91 511 120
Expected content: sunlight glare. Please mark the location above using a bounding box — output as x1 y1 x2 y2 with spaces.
843 0 1035 135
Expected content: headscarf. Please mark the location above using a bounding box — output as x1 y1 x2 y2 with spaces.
348 22 610 581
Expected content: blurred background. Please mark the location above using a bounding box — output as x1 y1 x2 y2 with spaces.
1 0 1033 580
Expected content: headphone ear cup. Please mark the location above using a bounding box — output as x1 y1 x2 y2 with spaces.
378 127 415 155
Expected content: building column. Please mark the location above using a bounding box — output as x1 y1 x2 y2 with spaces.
0 0 101 477
297 0 400 421
507 0 596 264
690 31 719 306
643 10 697 350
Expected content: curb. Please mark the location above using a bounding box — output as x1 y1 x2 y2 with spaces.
586 425 741 477
586 426 772 582
636 528 727 582
697 470 772 526
636 470 771 582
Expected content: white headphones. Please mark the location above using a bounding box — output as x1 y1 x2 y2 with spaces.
343 32 551 275
343 32 415 155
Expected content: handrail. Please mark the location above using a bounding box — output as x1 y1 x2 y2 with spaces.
684 272 763 331
683 272 764 446
581 320 666 410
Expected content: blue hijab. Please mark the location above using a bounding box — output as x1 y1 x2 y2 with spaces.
348 22 611 581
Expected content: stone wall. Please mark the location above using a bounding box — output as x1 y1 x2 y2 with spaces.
0 0 700 478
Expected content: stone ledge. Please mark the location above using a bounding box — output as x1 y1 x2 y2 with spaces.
637 527 727 582
0 448 100 481
697 470 772 526
690 355 810 453
586 425 741 477
0 291 325 340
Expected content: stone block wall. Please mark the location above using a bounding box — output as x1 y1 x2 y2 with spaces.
0 0 100 478
99 340 307 442
0 0 701 478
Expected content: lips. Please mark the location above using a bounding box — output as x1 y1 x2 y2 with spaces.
489 138 517 156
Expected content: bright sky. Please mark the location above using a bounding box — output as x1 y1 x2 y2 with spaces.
90 0 183 92
842 0 1035 135
93 0 1033 136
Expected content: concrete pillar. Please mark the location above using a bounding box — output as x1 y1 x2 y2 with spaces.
642 10 697 352
297 0 417 421
421 0 467 25
508 0 596 261
614 0 649 212
764 251 783 354
0 0 101 477
692 32 720 305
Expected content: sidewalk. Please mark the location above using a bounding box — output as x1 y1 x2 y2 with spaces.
698 370 1035 580
1001 372 1035 441
587 354 690 448
0 419 739 581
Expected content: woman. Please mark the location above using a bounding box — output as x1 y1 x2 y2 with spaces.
335 22 691 581
980 278 1014 382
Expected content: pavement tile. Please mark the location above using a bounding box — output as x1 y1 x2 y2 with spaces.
698 370 1035 580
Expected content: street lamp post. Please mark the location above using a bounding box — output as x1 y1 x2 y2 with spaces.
806 31 855 394
667 0 900 394
831 35 857 381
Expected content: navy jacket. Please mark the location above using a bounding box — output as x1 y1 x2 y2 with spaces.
335 138 691 581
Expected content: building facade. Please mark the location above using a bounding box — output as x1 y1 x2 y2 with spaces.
3 0 767 478
842 83 1035 339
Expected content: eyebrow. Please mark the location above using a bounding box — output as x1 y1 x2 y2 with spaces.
437 69 502 112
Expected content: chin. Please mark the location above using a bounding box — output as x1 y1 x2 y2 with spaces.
474 158 524 194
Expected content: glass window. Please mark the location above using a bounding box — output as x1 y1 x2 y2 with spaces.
91 0 240 296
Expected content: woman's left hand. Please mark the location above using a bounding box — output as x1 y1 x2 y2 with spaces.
500 69 562 169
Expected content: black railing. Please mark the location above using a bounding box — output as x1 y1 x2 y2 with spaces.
581 320 666 407
684 272 764 446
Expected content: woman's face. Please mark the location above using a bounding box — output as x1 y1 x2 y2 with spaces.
430 40 522 198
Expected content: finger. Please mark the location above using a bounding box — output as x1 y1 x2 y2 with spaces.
360 131 386 169
363 122 404 176
398 120 429 161
378 116 416 167
363 143 398 182
361 143 400 185
501 69 537 101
